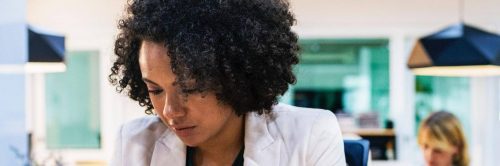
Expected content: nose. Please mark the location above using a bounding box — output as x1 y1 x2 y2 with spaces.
162 94 186 120
424 149 434 160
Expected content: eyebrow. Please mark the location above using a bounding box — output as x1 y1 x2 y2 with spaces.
142 78 160 86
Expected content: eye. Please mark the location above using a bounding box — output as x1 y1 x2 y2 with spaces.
148 89 164 95
434 148 443 154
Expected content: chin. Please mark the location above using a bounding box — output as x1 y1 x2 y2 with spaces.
183 142 199 147
179 137 201 147
426 162 445 166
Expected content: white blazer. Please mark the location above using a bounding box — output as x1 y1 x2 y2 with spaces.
111 103 346 166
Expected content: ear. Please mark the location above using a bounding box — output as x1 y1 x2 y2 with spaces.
450 146 459 155
452 149 460 164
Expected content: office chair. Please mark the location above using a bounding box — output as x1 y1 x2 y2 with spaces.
344 139 370 166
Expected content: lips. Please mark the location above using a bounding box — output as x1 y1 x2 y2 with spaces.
170 125 196 137
173 126 195 130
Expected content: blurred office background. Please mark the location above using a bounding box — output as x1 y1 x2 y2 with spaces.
1 0 499 165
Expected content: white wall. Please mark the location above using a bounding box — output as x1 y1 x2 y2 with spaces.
0 0 28 165
470 78 500 166
27 0 125 50
27 0 145 164
292 0 500 35
27 0 500 165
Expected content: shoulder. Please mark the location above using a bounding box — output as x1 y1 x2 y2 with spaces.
118 116 168 146
112 116 170 165
270 103 346 165
263 103 342 143
271 103 339 129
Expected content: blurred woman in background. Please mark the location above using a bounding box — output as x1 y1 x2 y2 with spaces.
418 111 469 166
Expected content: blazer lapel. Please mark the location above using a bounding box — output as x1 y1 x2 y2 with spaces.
150 129 186 166
149 112 282 166
243 112 281 166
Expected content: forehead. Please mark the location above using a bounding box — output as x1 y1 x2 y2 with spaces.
139 41 169 64
419 128 454 151
138 41 173 79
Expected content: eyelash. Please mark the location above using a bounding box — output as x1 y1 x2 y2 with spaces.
148 89 163 95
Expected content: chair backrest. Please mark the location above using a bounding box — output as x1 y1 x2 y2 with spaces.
343 139 370 166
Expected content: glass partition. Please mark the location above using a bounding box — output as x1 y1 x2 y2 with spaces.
414 76 471 141
285 39 390 128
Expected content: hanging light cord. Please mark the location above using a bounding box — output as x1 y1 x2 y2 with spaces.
459 0 464 23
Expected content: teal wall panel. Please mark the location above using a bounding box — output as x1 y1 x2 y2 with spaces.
45 51 100 149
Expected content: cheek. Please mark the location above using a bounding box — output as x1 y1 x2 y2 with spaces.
150 95 169 121
189 99 232 128
442 152 455 162
150 96 165 112
147 98 166 126
182 92 234 125
425 151 454 164
210 109 234 132
423 149 432 160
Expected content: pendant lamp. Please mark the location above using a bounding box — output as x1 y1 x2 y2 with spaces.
407 1 500 76
0 26 66 73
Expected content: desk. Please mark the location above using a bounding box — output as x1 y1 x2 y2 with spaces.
344 129 396 160
353 129 394 137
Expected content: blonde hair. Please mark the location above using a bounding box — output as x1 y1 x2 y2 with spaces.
418 111 469 166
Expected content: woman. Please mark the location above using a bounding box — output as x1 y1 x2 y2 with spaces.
109 0 346 165
418 111 470 166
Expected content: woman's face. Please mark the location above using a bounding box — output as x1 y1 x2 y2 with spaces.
422 144 457 166
138 41 242 147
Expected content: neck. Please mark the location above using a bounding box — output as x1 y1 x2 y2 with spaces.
195 114 245 165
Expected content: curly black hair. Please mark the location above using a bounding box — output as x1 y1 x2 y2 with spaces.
109 0 299 115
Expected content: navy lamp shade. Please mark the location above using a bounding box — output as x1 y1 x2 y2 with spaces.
26 26 66 73
29 28 64 62
0 26 65 73
407 23 500 76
